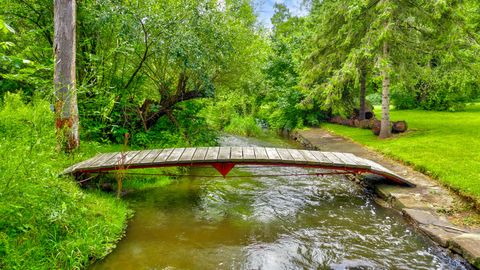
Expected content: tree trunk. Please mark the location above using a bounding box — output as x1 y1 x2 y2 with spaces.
379 39 391 139
359 66 367 120
54 0 79 151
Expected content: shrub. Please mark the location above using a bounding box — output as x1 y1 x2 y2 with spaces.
224 115 262 137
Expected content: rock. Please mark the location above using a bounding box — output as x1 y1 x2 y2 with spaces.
419 224 461 247
402 208 453 227
449 233 480 268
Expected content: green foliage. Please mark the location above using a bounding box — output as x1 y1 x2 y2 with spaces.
224 115 262 137
323 103 480 206
73 0 266 145
256 4 326 131
302 0 480 114
0 93 130 269
142 100 218 148
0 18 51 99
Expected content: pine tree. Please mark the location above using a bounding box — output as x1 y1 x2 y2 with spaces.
304 0 472 138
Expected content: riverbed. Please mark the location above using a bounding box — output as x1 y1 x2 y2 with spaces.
91 134 471 269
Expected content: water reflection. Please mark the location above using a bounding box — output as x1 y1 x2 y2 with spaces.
91 135 471 270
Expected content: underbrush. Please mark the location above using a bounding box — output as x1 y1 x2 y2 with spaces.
0 93 131 269
224 115 262 137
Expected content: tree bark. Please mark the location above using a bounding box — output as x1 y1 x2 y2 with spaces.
359 66 367 120
54 0 79 151
379 39 392 139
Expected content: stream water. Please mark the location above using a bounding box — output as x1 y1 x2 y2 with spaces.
91 135 471 270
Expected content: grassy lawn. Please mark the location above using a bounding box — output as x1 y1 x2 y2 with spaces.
322 103 480 205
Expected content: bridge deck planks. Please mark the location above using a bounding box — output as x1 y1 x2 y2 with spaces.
218 147 231 161
298 150 319 164
287 149 307 164
323 152 344 166
265 148 281 161
155 148 174 163
276 148 294 161
179 148 196 162
310 151 331 165
130 150 152 164
192 147 208 161
141 150 162 165
166 148 185 163
206 147 220 160
62 147 412 186
242 147 256 161
254 147 269 161
230 147 243 161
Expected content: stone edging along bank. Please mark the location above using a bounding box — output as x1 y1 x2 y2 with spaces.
290 128 480 268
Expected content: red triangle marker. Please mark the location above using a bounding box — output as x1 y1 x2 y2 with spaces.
212 163 236 177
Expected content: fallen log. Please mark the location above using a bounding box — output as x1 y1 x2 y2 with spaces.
392 121 408 133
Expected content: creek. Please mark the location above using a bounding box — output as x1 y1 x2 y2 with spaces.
92 134 471 270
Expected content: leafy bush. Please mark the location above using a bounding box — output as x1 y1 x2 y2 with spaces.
0 93 130 269
224 115 262 137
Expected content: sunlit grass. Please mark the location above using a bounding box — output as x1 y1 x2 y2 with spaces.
322 103 480 205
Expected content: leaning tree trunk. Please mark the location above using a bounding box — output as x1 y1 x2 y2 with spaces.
54 0 79 151
379 39 391 139
359 66 367 120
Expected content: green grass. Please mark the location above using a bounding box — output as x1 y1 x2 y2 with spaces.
322 103 480 205
0 94 135 269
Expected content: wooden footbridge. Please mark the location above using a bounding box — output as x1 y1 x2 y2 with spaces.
63 147 413 186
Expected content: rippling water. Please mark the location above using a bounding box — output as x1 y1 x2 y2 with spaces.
91 135 471 270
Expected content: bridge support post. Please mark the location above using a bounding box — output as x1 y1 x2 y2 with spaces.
212 163 236 178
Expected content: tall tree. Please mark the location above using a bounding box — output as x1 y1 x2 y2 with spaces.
54 0 79 150
304 0 478 137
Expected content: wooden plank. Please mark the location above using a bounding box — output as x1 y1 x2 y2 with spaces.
179 148 196 162
103 151 141 168
361 158 389 172
123 151 141 165
154 148 174 163
265 147 281 160
64 154 104 173
92 152 119 168
230 147 243 160
254 147 269 161
276 148 295 162
332 152 359 167
101 153 122 167
298 150 318 164
310 151 331 164
344 153 370 167
217 147 231 161
129 150 152 164
242 147 256 161
68 154 102 172
140 149 162 164
192 147 208 161
166 148 185 162
77 153 108 169
288 149 307 163
95 152 124 167
323 152 344 165
205 147 220 161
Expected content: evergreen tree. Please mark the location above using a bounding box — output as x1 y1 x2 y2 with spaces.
303 0 477 138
